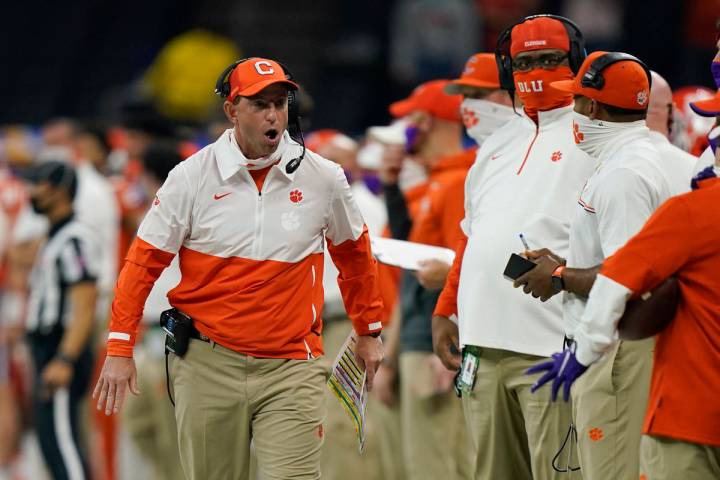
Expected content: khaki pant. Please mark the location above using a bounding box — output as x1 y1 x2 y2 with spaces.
372 399 406 480
572 338 653 480
319 319 386 480
170 338 326 480
462 347 577 480
639 434 720 479
400 351 473 480
124 346 183 480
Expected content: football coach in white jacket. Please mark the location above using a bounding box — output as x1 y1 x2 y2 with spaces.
431 15 595 480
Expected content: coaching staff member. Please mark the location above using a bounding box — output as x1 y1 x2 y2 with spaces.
94 57 384 480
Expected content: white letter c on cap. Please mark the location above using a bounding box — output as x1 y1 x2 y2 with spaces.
254 61 275 75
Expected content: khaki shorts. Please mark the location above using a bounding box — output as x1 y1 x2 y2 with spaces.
171 338 327 480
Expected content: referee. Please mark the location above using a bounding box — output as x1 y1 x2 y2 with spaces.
23 161 99 480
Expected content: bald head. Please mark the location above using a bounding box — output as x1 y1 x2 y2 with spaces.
646 71 673 137
315 133 360 176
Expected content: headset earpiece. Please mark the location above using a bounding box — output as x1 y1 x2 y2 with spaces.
214 59 246 98
580 52 652 91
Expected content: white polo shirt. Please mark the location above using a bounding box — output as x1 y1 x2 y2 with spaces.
457 104 595 357
564 122 672 337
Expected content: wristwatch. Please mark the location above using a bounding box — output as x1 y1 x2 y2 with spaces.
54 352 76 366
551 265 566 292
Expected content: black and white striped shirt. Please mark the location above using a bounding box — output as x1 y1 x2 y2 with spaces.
25 216 101 336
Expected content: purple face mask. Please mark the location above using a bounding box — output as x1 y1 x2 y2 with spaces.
362 173 383 195
708 126 720 154
712 58 720 89
404 125 421 153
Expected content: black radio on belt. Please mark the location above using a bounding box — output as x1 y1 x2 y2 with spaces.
160 308 193 357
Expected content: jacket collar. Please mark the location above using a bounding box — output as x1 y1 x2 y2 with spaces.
215 129 304 182
597 121 650 163
520 104 575 131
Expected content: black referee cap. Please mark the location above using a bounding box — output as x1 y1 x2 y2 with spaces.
20 161 78 200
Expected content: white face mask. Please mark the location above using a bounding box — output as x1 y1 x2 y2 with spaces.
230 129 288 170
572 112 646 158
461 98 516 144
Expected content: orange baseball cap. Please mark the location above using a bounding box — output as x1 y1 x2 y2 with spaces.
689 91 720 117
389 80 462 122
551 51 651 110
445 53 501 93
228 58 299 99
510 17 570 57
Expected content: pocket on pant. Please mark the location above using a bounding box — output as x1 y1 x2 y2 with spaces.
610 340 652 394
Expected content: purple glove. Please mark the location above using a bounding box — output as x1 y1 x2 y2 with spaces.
526 342 588 402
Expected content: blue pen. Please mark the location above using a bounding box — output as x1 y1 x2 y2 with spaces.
519 233 530 251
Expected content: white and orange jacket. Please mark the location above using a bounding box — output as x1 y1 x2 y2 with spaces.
434 105 596 357
107 130 383 359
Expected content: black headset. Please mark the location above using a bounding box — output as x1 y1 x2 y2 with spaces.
495 14 586 93
580 52 652 91
214 58 305 174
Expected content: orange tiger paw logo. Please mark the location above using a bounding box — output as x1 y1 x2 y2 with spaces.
588 427 604 441
551 151 562 162
573 122 584 144
461 108 479 128
289 189 303 203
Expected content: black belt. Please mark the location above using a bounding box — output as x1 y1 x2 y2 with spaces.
189 327 210 343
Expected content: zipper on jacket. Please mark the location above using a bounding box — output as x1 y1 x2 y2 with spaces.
516 126 539 175
253 191 263 258
252 172 270 258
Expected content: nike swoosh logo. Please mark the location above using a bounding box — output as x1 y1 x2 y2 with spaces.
213 192 232 200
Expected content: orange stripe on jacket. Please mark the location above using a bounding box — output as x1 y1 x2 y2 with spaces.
170 247 326 359
108 229 382 359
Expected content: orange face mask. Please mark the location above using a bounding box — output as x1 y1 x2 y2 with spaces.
513 66 574 117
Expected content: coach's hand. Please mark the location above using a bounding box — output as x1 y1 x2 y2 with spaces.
93 356 139 416
355 335 384 392
432 315 461 371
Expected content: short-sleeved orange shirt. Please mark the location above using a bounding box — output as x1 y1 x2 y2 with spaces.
601 178 720 447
